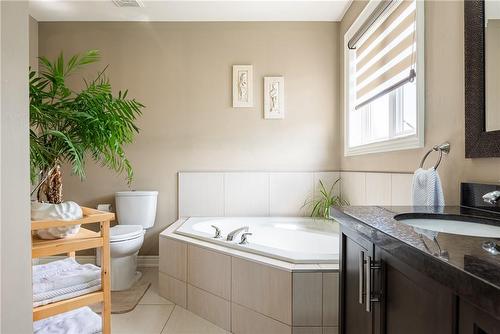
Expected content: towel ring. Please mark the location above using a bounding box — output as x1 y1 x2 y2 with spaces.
419 142 451 169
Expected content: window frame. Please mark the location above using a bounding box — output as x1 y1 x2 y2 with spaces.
344 0 425 156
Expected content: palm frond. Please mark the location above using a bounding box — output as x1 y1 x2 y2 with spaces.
29 49 143 186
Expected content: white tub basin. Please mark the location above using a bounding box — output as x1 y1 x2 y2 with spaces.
175 217 339 264
399 218 500 238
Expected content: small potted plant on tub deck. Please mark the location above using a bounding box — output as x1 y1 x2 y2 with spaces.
30 50 144 239
303 178 349 220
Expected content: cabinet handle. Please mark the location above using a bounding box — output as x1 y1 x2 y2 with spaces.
365 255 372 312
365 255 382 313
358 250 364 305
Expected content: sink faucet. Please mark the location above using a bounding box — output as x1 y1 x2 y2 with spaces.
226 226 249 241
482 190 500 205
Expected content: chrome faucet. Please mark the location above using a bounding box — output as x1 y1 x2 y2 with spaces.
482 190 500 205
226 226 249 241
211 225 222 239
239 232 252 245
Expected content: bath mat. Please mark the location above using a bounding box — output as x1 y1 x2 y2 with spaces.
91 280 150 314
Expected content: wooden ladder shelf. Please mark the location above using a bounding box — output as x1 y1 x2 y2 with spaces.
31 207 114 334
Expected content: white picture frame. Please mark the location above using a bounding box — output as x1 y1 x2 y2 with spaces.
264 76 285 119
232 65 253 108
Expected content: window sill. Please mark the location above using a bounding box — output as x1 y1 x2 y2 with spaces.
344 134 423 157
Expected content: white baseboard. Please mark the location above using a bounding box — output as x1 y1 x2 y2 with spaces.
137 256 159 267
36 255 159 267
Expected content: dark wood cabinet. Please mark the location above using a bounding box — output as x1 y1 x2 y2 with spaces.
377 246 454 334
340 227 385 334
341 230 374 334
459 299 500 334
340 226 490 334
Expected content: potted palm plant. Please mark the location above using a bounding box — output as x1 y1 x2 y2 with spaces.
30 50 144 238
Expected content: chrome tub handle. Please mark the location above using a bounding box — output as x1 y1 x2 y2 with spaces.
239 232 252 245
211 225 222 239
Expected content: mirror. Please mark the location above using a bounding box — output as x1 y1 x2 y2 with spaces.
485 1 500 131
465 0 500 158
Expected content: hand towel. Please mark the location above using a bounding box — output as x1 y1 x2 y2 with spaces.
33 258 101 296
33 307 101 334
412 167 445 206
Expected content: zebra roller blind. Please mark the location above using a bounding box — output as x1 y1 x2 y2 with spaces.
350 0 417 110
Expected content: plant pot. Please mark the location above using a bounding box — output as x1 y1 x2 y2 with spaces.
31 201 83 239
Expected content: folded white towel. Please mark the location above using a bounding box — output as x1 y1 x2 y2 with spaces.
412 167 445 206
33 279 102 307
33 306 102 334
33 258 101 296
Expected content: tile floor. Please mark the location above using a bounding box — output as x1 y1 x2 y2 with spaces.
112 267 229 334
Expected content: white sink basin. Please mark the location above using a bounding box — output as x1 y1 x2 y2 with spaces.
399 218 500 238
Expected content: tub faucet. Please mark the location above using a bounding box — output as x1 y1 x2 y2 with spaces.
211 225 222 239
483 190 500 205
239 232 252 245
226 226 249 241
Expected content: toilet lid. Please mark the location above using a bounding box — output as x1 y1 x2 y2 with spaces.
110 225 144 242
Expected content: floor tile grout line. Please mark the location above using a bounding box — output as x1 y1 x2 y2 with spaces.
231 300 292 328
159 304 176 334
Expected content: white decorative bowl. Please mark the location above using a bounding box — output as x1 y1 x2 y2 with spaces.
31 201 83 239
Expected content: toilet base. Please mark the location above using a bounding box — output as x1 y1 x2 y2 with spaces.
110 251 142 291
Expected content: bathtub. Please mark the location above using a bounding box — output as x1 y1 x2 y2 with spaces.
174 217 339 264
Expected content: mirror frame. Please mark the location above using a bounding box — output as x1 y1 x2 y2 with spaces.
465 0 500 158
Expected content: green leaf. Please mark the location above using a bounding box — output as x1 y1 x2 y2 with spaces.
29 49 143 186
304 178 349 219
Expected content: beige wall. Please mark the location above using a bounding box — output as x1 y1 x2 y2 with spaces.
340 0 500 205
38 22 340 255
1 1 33 332
29 16 38 70
35 1 500 256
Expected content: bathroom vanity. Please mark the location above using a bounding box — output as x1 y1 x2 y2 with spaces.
331 183 500 334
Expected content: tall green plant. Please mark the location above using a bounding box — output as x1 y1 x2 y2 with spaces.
303 179 349 219
30 50 144 203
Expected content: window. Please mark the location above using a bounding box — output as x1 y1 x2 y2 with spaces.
344 0 424 156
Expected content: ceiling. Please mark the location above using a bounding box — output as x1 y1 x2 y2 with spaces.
29 0 352 22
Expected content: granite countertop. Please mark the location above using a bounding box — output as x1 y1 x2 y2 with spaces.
330 205 500 318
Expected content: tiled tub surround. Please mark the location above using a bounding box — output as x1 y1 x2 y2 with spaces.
339 171 413 206
178 171 341 217
178 171 414 219
163 170 411 333
159 219 339 334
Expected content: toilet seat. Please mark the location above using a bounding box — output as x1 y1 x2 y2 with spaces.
110 225 144 242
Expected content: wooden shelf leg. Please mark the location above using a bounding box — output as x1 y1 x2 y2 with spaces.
100 221 111 334
67 251 76 258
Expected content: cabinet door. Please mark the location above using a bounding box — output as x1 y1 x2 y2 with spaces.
340 229 374 334
376 247 454 334
458 298 500 334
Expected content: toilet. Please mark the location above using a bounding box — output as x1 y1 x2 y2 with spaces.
99 190 158 291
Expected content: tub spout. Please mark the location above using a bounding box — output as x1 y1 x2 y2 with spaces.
226 226 249 241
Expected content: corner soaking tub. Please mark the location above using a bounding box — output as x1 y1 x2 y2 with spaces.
175 217 339 263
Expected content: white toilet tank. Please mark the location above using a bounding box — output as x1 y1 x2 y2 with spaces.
115 191 158 229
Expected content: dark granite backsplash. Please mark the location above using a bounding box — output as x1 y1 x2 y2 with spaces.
461 182 500 213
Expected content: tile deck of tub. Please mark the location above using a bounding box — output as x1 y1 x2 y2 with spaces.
112 267 229 334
